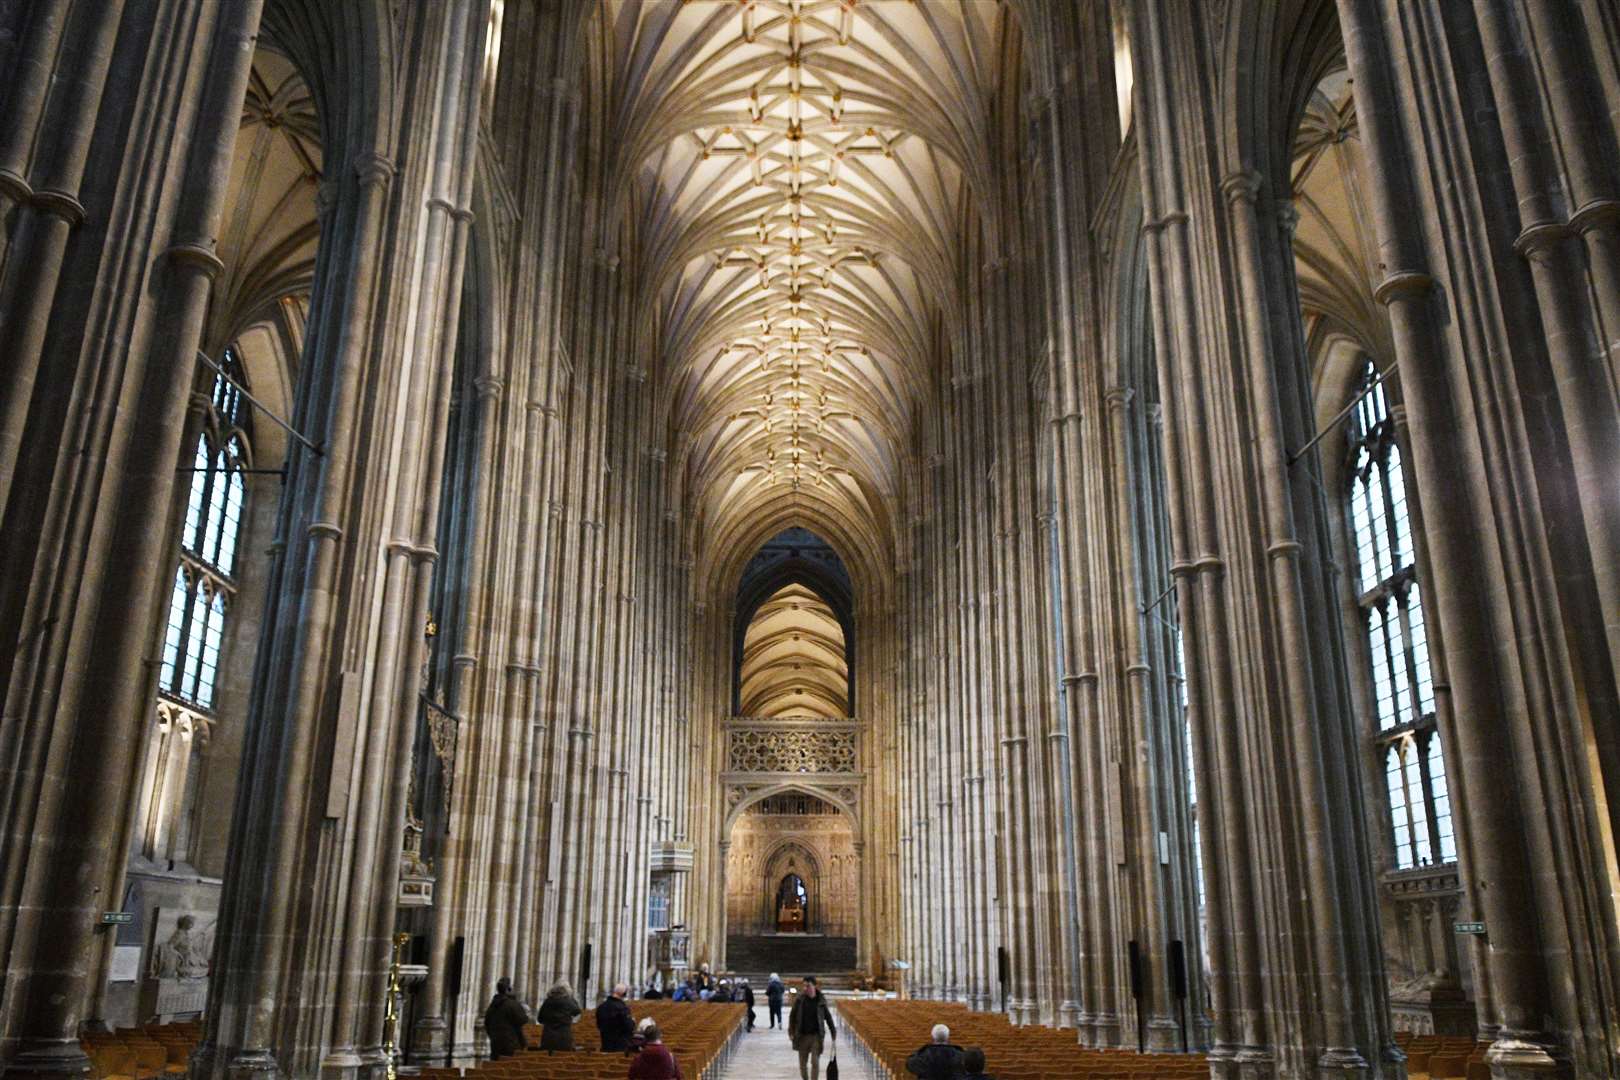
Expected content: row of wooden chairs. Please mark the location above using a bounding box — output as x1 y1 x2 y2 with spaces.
415 1001 746 1080
837 1000 1209 1080
1393 1031 1491 1080
82 1021 200 1080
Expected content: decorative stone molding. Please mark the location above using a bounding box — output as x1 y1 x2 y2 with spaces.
163 241 226 278
1373 270 1435 306
725 723 857 775
30 187 88 227
353 152 396 188
1220 169 1264 205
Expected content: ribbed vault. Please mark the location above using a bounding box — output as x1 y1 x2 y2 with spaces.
589 0 1015 587
739 582 849 716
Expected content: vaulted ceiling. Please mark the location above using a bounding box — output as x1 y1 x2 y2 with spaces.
739 582 849 717
586 0 1019 586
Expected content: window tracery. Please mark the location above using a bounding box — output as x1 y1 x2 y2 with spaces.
160 351 251 711
1346 359 1453 869
139 349 254 868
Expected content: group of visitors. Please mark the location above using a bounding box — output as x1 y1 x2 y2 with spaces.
666 964 756 1020
484 971 996 1080
483 978 682 1079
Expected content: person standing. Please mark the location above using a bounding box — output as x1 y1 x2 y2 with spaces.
787 976 836 1080
484 977 529 1060
740 978 757 1032
766 973 785 1029
597 982 636 1053
537 981 583 1051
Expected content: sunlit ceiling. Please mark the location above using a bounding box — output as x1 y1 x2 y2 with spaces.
212 48 320 348
739 583 849 717
1291 68 1396 417
590 0 1016 580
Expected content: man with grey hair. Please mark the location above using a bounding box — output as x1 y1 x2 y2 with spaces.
905 1022 965 1079
597 980 636 1052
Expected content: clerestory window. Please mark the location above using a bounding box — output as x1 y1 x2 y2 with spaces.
1345 359 1454 869
158 350 252 712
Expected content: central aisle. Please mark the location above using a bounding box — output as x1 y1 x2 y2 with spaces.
717 1003 876 1080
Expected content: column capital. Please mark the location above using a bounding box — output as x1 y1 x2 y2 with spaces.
1220 169 1264 205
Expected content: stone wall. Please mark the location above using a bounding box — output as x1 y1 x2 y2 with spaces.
725 810 857 938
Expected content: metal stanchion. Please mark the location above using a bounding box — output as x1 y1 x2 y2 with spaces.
384 932 409 1080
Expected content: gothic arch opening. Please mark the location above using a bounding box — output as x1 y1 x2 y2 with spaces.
724 789 857 975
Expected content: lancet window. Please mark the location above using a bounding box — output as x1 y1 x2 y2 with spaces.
159 351 251 711
1345 360 1453 869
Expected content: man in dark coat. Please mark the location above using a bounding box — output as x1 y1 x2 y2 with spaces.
906 1023 966 1080
740 979 757 1032
597 982 636 1053
536 981 582 1051
787 976 836 1080
766 973 786 1029
484 977 529 1060
961 1046 996 1079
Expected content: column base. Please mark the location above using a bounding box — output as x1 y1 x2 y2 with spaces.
1089 1012 1121 1048
1 1042 92 1079
1056 1000 1081 1029
1485 1036 1564 1079
1315 1046 1370 1077
409 1016 448 1060
318 1046 362 1080
1208 1042 1276 1080
224 1048 283 1080
1145 1017 1183 1051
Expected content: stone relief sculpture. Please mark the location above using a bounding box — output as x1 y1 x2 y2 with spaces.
150 913 215 980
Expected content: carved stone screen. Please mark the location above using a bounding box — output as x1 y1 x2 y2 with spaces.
726 724 857 775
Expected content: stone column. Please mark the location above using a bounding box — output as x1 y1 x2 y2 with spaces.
0 1 263 1073
1336 0 1608 1072
0 0 124 511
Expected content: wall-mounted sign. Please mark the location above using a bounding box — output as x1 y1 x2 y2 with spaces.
100 911 134 926
1453 921 1486 935
109 945 142 982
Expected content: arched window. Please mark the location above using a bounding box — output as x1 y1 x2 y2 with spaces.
1345 359 1453 869
158 350 252 712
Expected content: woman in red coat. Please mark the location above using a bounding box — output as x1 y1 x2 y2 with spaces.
626 1022 682 1079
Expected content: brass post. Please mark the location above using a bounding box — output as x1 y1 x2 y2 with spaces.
384 931 409 1080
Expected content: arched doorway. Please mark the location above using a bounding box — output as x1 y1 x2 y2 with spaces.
723 790 858 975
775 873 808 932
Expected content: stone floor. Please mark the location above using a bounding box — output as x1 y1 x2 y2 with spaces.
717 1004 875 1080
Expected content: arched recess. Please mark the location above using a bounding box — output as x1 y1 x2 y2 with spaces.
723 785 860 943
759 841 822 931
722 781 862 838
731 527 856 716
738 584 849 717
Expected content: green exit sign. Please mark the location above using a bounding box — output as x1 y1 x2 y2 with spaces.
100 912 134 926
1453 921 1486 935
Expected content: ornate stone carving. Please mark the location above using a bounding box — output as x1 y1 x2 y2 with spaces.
726 727 857 774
